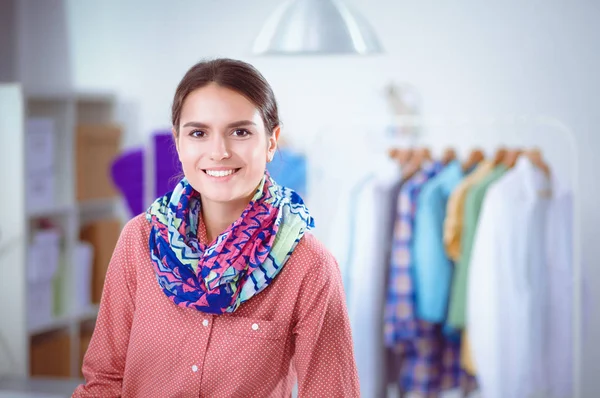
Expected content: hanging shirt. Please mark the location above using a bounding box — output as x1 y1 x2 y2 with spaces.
413 160 464 323
447 165 508 330
328 155 401 398
460 330 476 376
267 147 307 197
384 161 441 346
443 160 494 261
467 157 550 398
544 186 574 398
397 321 478 397
346 174 402 398
384 161 477 397
72 215 360 398
328 173 374 297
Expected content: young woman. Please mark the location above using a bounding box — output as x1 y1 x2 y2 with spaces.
72 58 359 397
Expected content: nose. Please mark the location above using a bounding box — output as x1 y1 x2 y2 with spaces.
209 134 231 161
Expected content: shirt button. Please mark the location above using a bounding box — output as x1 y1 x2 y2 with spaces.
192 365 198 372
202 319 209 327
252 323 259 331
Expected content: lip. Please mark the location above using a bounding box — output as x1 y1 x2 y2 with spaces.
202 167 240 171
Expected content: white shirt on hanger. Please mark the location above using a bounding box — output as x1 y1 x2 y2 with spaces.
544 185 574 398
467 157 550 398
327 156 401 398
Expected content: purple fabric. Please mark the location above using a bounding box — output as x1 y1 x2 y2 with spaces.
153 132 181 197
109 132 182 217
110 149 144 216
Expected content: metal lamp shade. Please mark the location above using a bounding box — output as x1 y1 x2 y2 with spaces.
252 0 384 55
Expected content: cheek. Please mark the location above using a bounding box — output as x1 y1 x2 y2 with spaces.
236 141 268 165
177 141 202 164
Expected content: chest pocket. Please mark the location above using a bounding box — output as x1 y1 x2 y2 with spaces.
202 316 291 397
217 316 288 341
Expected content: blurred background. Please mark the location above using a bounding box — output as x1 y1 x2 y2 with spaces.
0 0 598 397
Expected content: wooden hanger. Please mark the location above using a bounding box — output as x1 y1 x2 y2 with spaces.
388 147 400 162
388 148 414 167
493 147 508 166
503 148 522 168
442 147 457 165
401 147 428 181
462 148 485 171
526 148 551 176
400 148 415 167
421 147 432 161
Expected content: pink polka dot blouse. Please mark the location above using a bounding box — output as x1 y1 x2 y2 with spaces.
72 214 360 397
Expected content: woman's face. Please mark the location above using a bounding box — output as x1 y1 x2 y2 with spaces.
175 83 278 205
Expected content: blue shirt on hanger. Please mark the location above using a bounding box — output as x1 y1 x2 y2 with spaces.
413 160 464 324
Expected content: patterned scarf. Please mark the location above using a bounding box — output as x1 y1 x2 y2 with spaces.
145 172 314 314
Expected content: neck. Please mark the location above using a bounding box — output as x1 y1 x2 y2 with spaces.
200 197 251 243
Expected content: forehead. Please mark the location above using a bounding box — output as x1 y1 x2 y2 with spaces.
180 84 261 122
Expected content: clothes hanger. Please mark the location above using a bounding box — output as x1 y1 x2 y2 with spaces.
421 147 432 161
398 148 415 167
462 148 485 171
388 147 400 162
400 147 427 181
525 148 551 177
388 148 414 167
493 147 508 166
503 148 523 168
442 147 457 165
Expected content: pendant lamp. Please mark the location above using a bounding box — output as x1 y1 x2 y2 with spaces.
252 0 383 55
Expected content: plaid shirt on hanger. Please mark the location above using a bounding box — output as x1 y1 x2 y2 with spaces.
384 161 477 396
384 161 441 346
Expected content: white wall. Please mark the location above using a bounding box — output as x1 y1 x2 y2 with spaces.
62 0 599 395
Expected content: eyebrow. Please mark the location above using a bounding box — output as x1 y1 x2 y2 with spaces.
182 120 257 129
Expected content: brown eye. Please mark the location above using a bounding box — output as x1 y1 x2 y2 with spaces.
189 130 206 138
232 129 251 137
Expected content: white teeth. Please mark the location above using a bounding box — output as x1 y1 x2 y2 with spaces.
206 169 235 177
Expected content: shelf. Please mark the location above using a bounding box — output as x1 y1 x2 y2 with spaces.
28 305 99 336
78 197 119 213
5 83 121 378
23 89 115 104
27 203 75 219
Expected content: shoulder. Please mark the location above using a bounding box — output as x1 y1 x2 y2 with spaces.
121 213 151 240
103 214 151 290
288 232 340 278
112 214 152 259
420 174 443 198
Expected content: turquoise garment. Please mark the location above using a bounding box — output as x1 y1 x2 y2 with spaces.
267 148 307 197
413 160 464 323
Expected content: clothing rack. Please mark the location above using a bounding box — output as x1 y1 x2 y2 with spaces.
306 112 581 397
380 114 581 398
308 111 580 396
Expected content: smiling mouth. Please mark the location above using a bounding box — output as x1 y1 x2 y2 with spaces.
202 168 241 178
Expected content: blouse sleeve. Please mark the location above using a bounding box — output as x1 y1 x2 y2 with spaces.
292 249 360 397
72 217 140 397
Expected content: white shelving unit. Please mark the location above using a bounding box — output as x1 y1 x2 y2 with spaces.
0 84 28 378
0 84 123 378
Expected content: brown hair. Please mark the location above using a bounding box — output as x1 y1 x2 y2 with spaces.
171 58 280 136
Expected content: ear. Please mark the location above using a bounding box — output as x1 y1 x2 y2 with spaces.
267 126 280 162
